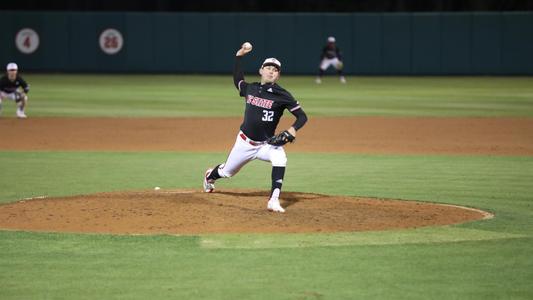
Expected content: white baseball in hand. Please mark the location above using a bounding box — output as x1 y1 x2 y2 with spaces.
243 42 253 51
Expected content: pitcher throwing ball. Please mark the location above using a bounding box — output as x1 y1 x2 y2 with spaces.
203 42 308 213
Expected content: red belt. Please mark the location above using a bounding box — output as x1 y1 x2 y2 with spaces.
239 133 264 146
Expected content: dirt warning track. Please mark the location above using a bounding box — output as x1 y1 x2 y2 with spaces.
1 117 532 155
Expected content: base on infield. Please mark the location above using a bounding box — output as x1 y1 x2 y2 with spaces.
0 189 491 235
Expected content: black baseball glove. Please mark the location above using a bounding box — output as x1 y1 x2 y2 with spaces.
267 130 295 146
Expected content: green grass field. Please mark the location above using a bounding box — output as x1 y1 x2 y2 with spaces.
2 74 533 117
1 75 533 299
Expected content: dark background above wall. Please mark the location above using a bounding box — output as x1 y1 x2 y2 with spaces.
2 0 533 12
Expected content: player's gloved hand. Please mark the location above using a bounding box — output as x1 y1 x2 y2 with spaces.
267 130 295 146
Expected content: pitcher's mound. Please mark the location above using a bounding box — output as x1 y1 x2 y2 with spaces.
0 189 491 235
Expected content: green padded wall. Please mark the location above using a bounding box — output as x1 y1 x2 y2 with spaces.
1 11 531 74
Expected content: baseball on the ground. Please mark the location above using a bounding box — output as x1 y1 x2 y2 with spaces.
154 186 161 191
243 42 253 50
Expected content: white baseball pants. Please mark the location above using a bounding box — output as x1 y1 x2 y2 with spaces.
0 92 27 102
218 131 287 178
320 57 341 71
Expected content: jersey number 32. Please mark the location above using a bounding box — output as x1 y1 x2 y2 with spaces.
262 110 274 122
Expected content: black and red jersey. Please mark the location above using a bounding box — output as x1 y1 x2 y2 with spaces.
0 75 30 94
237 80 301 141
321 44 342 60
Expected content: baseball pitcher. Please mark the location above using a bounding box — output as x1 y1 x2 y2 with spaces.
203 42 308 213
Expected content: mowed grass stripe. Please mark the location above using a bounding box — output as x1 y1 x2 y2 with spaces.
5 74 533 117
200 227 527 249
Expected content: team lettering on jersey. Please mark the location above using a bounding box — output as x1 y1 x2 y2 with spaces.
246 95 273 109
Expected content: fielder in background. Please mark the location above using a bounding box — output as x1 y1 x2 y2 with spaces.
0 63 29 118
203 42 308 213
316 36 346 84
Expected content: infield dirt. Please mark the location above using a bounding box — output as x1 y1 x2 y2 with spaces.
1 116 532 155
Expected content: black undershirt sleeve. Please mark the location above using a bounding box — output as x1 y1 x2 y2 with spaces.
233 56 244 90
290 108 308 131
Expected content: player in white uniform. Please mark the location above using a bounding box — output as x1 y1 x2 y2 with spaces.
203 43 308 213
316 36 346 84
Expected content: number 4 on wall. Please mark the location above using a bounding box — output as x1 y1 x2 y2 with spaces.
15 28 40 54
23 36 31 48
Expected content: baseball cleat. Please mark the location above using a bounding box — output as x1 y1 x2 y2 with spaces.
267 198 285 213
315 77 322 84
16 109 27 119
203 168 215 193
340 76 346 84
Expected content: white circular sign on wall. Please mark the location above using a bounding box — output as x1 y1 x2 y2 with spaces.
15 28 40 54
99 28 124 55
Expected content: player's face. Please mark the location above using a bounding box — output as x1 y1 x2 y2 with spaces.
7 70 17 81
259 65 280 84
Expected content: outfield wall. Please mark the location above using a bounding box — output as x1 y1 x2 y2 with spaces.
1 11 532 74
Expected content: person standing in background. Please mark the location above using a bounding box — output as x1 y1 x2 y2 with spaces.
316 36 346 84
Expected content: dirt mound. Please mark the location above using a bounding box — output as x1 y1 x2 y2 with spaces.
0 190 490 235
